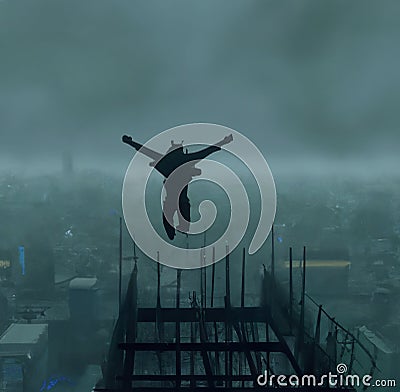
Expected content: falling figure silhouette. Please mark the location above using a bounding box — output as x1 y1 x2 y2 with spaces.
122 133 233 240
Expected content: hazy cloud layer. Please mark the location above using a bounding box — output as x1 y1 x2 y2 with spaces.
1 0 399 174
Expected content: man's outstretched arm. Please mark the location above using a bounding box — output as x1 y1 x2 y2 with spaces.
122 135 163 161
185 134 233 161
215 134 233 148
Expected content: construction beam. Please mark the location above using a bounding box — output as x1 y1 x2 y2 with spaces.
135 307 270 323
118 342 285 352
117 374 255 381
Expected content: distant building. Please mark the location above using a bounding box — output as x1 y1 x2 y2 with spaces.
282 259 351 295
0 323 48 392
68 277 98 320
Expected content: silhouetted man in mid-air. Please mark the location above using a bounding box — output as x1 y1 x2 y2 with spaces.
122 133 233 240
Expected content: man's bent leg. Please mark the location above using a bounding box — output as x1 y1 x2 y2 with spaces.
162 198 177 240
176 186 191 233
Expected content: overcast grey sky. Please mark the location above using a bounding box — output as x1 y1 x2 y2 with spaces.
1 0 399 175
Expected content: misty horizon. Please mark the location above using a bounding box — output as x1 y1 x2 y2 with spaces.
1 0 400 178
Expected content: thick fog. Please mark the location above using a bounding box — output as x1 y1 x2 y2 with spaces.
1 0 400 176
1 3 400 389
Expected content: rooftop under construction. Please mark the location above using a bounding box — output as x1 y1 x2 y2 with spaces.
94 230 379 391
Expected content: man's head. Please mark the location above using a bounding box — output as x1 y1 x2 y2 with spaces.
166 140 184 154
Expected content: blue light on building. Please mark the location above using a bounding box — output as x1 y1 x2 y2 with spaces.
18 246 25 276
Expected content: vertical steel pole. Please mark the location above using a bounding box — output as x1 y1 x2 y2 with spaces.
176 268 181 388
289 247 293 332
271 225 275 281
241 248 246 308
119 216 122 313
225 245 232 388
